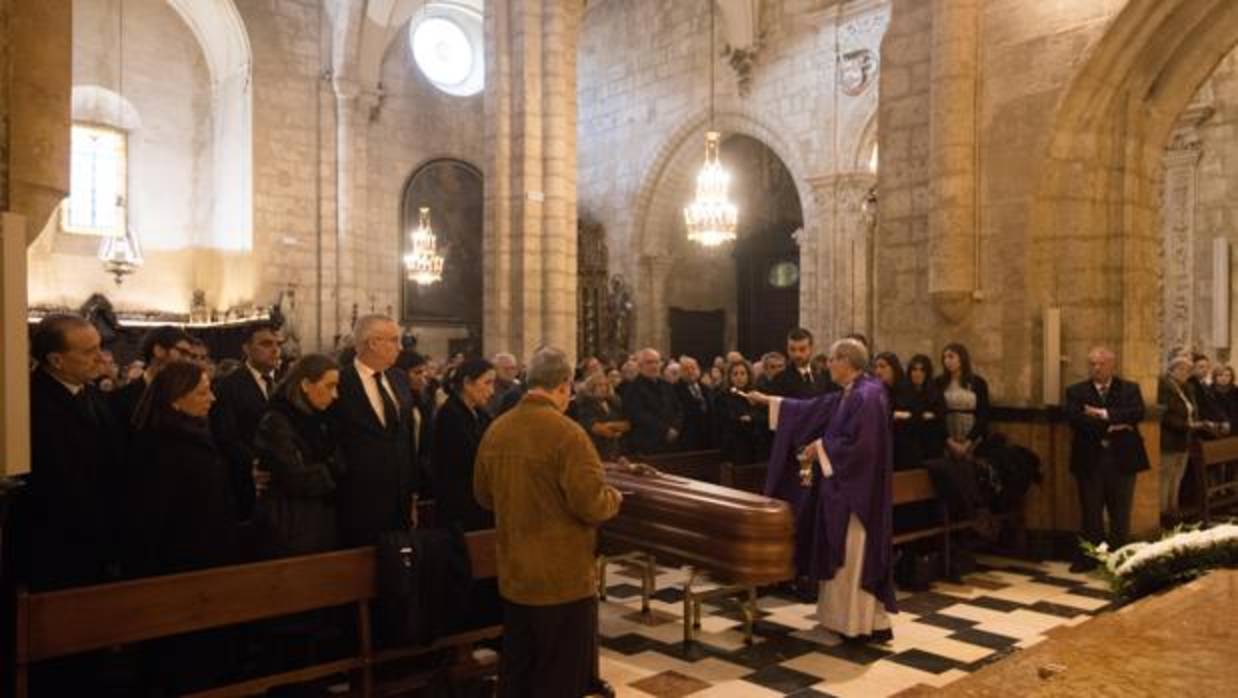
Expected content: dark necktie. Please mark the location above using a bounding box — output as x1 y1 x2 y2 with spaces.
1098 384 1109 405
261 373 274 399
77 389 100 428
374 372 400 431
802 370 812 385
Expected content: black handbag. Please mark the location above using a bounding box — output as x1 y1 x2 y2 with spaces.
375 527 473 646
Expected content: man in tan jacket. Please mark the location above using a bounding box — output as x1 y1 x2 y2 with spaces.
474 345 623 698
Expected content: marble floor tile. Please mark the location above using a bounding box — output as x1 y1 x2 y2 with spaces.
595 555 1121 698
628 669 711 698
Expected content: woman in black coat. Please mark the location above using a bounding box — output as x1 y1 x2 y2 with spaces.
127 360 238 578
934 343 991 459
431 358 496 532
254 354 345 558
907 354 947 460
716 360 770 466
874 352 923 471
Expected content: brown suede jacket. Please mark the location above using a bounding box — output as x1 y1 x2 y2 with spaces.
474 392 622 605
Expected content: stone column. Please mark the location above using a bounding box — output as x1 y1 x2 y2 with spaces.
333 77 360 338
805 172 877 342
484 0 580 360
7 0 71 241
927 0 978 322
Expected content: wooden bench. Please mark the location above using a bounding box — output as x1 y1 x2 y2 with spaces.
1189 436 1238 525
15 530 499 698
720 462 1027 573
641 449 727 484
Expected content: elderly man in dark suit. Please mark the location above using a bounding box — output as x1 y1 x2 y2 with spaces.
1065 346 1149 572
26 314 123 590
330 314 419 545
623 348 683 455
674 356 713 450
768 328 836 399
211 322 282 522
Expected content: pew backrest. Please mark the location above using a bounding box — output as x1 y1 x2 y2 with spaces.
16 529 497 667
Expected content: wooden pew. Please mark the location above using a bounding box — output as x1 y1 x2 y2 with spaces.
15 530 499 698
1189 436 1238 525
641 449 727 484
719 462 1027 571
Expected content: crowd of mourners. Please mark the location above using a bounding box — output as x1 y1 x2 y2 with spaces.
21 315 1004 590
20 309 1238 695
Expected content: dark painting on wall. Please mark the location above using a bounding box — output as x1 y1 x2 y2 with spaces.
400 159 484 328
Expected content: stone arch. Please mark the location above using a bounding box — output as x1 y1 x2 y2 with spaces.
1029 0 1238 392
629 109 816 350
167 0 253 251
71 85 142 131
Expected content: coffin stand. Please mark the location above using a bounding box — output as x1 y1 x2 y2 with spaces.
599 462 794 644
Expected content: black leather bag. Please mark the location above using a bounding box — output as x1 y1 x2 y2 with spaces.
375 527 473 646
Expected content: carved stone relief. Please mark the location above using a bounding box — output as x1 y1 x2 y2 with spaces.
1160 92 1213 355
839 49 877 96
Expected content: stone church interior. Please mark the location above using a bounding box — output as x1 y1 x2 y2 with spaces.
2 0 1238 696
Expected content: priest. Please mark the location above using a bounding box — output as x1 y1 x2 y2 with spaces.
744 338 897 643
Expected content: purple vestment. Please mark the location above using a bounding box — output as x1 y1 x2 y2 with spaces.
764 374 897 613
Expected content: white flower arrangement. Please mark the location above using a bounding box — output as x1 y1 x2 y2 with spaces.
1083 523 1238 602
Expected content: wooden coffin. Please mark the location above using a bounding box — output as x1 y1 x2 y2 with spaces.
601 462 794 586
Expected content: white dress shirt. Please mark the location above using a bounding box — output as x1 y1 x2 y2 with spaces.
355 358 399 427
247 363 273 400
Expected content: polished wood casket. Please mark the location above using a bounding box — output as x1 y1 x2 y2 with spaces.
600 462 794 585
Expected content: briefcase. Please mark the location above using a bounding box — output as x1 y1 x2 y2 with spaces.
601 462 794 586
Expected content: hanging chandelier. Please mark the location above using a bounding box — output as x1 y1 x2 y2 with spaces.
97 0 143 285
684 131 738 246
403 206 445 285
684 0 737 247
99 225 144 285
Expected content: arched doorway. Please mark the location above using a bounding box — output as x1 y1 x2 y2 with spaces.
665 135 804 363
399 159 484 356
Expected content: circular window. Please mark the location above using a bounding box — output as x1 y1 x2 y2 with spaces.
409 6 484 97
768 261 800 289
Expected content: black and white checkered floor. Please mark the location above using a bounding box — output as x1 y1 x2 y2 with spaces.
597 555 1113 697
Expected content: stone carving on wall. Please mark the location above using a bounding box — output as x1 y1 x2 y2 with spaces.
577 218 610 360
607 275 634 358
1160 92 1213 353
719 0 764 97
839 49 877 96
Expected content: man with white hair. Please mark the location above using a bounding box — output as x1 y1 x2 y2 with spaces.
746 338 896 643
675 356 714 450
623 348 684 455
1064 346 1148 572
329 314 420 545
488 352 521 416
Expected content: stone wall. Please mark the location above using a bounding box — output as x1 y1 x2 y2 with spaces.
1189 49 1238 361
365 28 484 357
578 0 888 352
877 0 1127 404
27 0 212 314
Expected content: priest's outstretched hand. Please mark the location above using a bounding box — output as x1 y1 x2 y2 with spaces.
738 388 772 406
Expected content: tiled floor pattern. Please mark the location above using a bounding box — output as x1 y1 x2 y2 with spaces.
598 554 1114 697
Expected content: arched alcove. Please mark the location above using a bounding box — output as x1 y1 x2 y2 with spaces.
660 135 805 360
629 110 814 351
399 159 484 354
1029 0 1238 392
